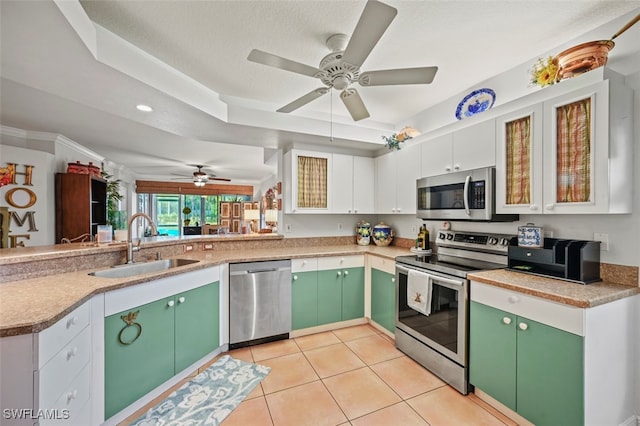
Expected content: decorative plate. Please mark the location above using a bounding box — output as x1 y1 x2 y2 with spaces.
455 88 496 120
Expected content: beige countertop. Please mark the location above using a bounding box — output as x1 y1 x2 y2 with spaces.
468 269 640 308
0 244 408 337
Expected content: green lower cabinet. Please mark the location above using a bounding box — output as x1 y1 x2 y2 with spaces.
104 297 175 419
469 301 584 426
516 316 583 426
291 271 318 330
317 269 343 325
469 301 517 410
370 268 395 333
105 281 220 420
174 282 220 372
341 267 365 321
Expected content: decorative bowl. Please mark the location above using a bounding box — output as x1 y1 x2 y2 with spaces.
554 40 614 81
355 220 371 246
372 222 394 247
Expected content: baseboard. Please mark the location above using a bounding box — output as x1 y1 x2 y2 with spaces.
289 317 367 338
473 388 534 426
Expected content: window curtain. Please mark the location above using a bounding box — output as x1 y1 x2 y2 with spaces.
505 116 531 205
297 156 328 208
556 98 591 203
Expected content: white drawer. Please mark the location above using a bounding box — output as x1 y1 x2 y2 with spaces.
317 255 364 271
38 326 91 408
292 258 318 273
39 363 91 426
369 255 395 274
471 281 584 336
38 301 90 369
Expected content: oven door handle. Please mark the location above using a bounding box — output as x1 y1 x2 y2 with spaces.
463 174 471 216
397 265 464 289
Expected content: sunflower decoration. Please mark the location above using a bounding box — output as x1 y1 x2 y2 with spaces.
530 56 559 87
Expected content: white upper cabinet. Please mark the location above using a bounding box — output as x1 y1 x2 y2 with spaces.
495 104 544 214
421 119 496 177
332 154 374 214
284 149 332 214
376 142 421 214
496 80 632 215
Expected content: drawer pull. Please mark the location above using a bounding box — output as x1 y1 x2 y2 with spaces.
66 390 78 403
502 317 512 325
118 310 142 345
178 296 186 304
66 347 78 360
518 322 529 331
66 316 77 329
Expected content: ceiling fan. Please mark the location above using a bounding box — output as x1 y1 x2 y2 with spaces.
171 165 231 186
247 0 438 121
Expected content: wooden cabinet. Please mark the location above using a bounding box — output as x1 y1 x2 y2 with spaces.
55 173 107 243
371 268 395 333
332 154 374 214
375 141 421 214
103 267 220 420
421 120 496 177
496 79 632 214
291 256 364 331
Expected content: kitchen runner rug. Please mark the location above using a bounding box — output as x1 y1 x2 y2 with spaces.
130 355 270 426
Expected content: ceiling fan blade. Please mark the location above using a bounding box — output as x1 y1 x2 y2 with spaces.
248 49 321 78
341 0 397 69
207 177 232 182
277 88 329 113
359 66 438 86
340 88 370 121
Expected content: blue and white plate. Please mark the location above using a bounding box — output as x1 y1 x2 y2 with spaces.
455 88 496 120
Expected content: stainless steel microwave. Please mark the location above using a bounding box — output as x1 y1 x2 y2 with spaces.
416 167 519 222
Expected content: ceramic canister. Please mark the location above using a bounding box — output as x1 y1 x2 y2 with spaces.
372 222 394 247
518 223 544 248
355 220 371 246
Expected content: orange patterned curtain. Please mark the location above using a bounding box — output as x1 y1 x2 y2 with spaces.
505 116 531 205
297 156 328 208
556 98 591 203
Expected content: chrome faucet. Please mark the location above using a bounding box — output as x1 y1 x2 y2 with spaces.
127 213 158 264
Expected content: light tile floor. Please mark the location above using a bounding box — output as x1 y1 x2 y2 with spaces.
122 324 517 425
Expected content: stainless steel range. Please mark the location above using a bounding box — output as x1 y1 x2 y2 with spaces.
395 229 515 394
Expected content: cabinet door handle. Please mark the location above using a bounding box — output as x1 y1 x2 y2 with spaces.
445 166 451 172
293 275 298 281
178 296 186 304
354 209 358 214
545 204 554 210
518 322 528 331
529 204 538 211
502 317 512 325
391 277 396 283
453 164 460 171
66 390 78 403
167 300 175 307
343 270 349 276
337 271 342 277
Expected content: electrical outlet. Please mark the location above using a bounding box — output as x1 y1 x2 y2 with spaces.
544 230 554 238
411 225 417 234
593 233 609 251
338 223 343 231
285 224 292 233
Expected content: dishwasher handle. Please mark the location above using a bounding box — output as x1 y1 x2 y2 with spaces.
230 267 291 275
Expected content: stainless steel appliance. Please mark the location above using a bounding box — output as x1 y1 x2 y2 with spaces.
416 167 519 222
229 259 292 349
395 230 515 394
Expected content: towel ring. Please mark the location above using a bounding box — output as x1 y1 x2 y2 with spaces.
118 310 142 345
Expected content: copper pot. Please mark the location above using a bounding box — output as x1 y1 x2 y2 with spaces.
555 12 639 81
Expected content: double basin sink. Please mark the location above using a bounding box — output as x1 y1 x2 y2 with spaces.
89 258 200 278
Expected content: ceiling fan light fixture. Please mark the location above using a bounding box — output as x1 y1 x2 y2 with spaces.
193 180 206 187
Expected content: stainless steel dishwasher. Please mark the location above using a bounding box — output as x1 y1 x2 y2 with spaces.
229 259 291 349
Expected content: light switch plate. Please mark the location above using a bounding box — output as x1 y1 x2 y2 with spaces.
593 233 609 251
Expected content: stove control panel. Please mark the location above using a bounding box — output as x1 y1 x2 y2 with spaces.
436 230 515 253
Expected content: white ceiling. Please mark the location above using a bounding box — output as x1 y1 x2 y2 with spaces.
1 0 639 186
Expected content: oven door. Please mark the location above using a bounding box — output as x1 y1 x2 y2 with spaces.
396 264 468 366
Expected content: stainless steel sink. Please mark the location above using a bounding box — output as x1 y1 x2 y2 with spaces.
89 258 200 278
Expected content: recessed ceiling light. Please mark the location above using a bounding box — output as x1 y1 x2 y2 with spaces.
136 104 153 112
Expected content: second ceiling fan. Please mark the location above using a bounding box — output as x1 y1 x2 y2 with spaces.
247 0 437 121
